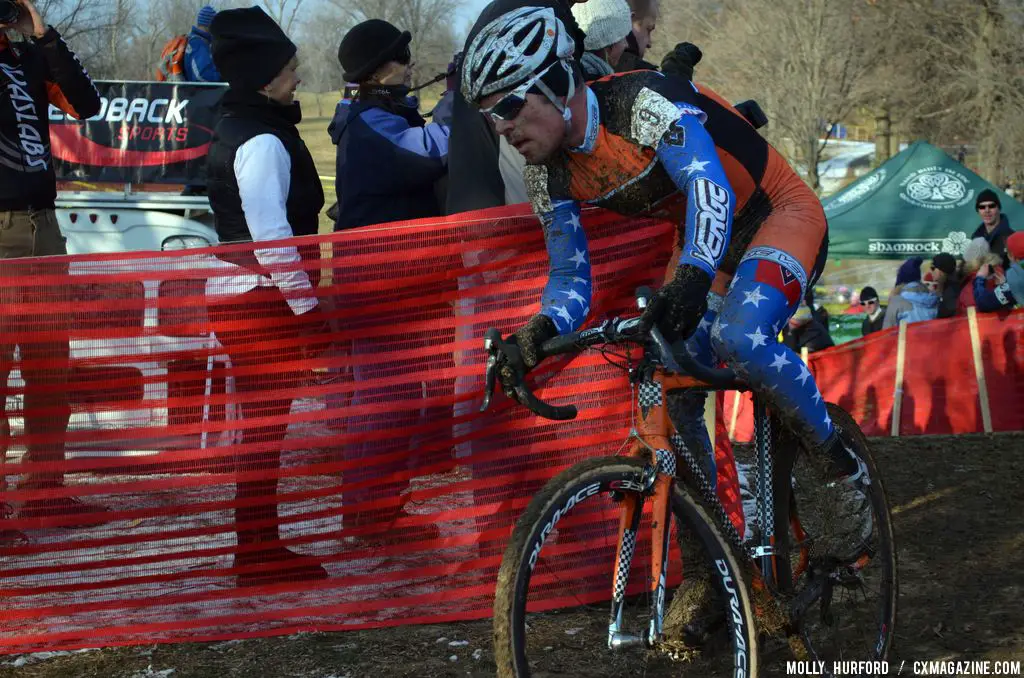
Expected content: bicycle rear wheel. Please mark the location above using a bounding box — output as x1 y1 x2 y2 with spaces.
773 403 897 669
493 455 759 678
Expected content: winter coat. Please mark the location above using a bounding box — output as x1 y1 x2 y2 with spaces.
883 282 939 328
971 214 1015 270
333 90 449 230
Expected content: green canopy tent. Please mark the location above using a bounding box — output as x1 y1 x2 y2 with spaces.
822 140 1022 259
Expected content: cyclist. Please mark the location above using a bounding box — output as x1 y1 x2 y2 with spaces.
461 6 871 546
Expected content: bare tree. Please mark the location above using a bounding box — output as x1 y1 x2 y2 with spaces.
877 0 1024 183
263 0 308 34
660 0 887 192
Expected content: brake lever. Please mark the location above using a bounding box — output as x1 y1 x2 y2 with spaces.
479 327 578 420
480 328 503 412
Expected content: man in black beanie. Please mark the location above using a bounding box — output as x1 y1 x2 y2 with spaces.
971 188 1015 269
206 6 330 588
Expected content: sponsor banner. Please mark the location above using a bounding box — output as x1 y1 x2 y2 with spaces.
48 80 226 185
866 230 970 256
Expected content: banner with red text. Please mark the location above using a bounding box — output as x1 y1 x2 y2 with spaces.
48 80 226 184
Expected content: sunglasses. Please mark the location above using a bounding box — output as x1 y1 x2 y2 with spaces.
482 61 562 122
977 203 998 210
861 299 878 306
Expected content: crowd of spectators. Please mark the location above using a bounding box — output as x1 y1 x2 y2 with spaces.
859 190 1020 338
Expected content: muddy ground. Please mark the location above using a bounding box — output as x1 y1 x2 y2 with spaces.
2 432 1022 678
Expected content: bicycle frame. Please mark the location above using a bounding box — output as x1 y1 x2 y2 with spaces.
607 367 706 649
606 368 813 650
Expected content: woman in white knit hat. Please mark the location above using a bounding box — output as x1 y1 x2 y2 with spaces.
571 0 633 79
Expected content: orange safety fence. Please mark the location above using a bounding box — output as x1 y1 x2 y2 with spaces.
1 202 1020 654
723 308 1024 442
0 205 685 653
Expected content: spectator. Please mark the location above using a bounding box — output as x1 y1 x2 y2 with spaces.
929 252 960 318
334 19 450 230
573 0 632 79
883 257 939 328
184 5 221 82
445 0 586 215
971 189 1015 269
325 83 359 226
0 0 102 530
884 281 938 327
805 287 829 327
617 0 658 71
612 0 706 81
859 286 886 335
973 231 1024 311
957 237 1003 314
333 19 451 542
206 6 329 586
783 304 834 353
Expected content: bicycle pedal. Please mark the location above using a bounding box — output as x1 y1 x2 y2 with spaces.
657 639 702 663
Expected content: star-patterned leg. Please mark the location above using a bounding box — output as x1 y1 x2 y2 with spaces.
711 256 834 445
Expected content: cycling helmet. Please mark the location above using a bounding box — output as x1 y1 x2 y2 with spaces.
461 6 576 104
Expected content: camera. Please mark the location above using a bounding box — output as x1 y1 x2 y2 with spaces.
0 0 22 25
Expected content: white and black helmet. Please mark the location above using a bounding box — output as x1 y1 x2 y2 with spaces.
461 6 576 104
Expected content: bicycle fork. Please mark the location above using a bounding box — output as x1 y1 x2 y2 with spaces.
607 447 676 650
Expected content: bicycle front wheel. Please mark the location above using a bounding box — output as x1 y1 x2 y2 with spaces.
493 455 759 678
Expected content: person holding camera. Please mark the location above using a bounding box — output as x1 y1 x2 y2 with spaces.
0 0 101 528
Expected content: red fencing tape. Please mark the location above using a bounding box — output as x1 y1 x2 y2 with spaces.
0 205 681 653
723 309 1023 442
0 204 1020 653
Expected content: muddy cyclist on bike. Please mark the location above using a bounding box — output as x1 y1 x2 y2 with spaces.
461 6 872 548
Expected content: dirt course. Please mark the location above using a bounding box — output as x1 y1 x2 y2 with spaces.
2 432 1022 678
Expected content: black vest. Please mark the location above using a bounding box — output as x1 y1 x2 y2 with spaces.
207 90 324 247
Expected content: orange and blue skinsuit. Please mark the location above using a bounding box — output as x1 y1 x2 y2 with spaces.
524 70 832 476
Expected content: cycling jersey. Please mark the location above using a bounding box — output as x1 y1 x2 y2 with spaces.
525 69 839 452
526 70 825 333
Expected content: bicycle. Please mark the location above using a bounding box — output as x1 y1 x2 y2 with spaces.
481 287 897 677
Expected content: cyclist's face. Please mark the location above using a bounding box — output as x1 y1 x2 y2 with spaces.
481 92 565 164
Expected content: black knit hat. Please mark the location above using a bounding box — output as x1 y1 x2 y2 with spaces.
932 252 956 276
211 7 297 91
859 286 879 303
975 188 1001 210
338 19 412 83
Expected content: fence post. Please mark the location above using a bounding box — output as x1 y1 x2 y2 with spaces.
728 391 741 440
966 306 993 433
890 320 908 436
704 391 716 450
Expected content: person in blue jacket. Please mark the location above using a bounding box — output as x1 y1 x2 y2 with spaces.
973 231 1024 311
334 19 450 230
184 5 221 82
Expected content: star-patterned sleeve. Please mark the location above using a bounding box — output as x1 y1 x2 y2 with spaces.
538 198 592 334
654 109 735 278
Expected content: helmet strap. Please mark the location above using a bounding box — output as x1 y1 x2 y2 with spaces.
532 60 575 134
